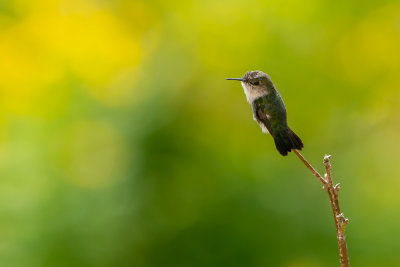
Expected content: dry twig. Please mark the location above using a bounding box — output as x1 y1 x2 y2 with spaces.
293 150 350 267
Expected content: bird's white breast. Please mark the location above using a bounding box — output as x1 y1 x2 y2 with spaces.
241 82 271 134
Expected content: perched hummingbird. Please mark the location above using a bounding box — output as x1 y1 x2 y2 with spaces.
227 70 303 156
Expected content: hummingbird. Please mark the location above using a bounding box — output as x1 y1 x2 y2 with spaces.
227 70 303 156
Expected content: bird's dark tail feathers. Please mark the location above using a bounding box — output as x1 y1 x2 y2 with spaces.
273 128 304 156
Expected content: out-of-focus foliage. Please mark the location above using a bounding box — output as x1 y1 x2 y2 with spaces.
1 0 400 266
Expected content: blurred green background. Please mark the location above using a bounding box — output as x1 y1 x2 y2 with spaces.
1 0 400 266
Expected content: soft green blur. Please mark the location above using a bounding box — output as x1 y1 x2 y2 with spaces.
1 0 400 266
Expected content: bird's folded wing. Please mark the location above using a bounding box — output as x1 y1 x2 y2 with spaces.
252 101 274 136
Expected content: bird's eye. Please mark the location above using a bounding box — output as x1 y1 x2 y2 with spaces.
253 81 260 85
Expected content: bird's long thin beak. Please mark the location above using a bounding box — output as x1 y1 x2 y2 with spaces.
226 78 243 81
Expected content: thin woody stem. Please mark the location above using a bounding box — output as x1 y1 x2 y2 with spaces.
293 149 350 267
292 149 327 186
323 155 350 267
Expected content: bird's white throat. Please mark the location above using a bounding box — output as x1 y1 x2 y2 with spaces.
241 82 269 103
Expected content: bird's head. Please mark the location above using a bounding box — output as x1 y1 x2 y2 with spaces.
227 70 273 92
227 70 274 102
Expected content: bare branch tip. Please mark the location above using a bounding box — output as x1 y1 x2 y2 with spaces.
323 155 331 163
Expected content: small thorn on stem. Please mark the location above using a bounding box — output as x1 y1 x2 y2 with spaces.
336 213 348 224
334 183 341 191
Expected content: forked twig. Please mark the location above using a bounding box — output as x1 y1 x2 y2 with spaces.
293 149 350 267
